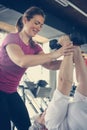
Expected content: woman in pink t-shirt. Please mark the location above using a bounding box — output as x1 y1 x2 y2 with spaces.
0 6 74 130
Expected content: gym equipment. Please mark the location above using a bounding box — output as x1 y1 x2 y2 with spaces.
49 32 86 50
49 39 62 50
70 84 77 97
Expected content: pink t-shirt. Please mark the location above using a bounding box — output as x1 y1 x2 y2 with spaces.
0 33 42 93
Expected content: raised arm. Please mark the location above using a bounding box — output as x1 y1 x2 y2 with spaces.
58 52 73 95
73 46 87 96
45 35 74 130
57 35 74 95
6 43 73 68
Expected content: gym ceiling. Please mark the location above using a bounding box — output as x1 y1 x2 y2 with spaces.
0 0 87 45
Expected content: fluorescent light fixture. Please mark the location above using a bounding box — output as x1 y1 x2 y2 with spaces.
55 0 68 7
68 1 87 17
55 0 87 17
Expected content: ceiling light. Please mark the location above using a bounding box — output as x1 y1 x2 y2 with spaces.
55 0 68 7
55 0 87 17
68 1 87 17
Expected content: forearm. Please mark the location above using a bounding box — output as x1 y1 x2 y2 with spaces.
42 60 62 70
58 55 73 95
74 47 87 96
74 48 87 81
20 53 53 68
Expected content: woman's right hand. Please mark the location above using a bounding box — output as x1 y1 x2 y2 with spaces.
51 44 74 60
51 35 74 59
59 44 74 56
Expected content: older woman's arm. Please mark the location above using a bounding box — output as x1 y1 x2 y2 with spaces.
74 46 87 97
45 35 74 130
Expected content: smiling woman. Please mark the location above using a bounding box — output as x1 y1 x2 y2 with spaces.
0 21 48 43
0 6 74 130
0 6 46 130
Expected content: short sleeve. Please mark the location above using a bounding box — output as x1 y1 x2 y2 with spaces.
45 89 70 130
2 33 19 48
29 121 45 130
74 90 87 102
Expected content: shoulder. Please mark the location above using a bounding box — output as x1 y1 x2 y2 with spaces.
6 32 19 40
2 32 20 47
0 32 21 49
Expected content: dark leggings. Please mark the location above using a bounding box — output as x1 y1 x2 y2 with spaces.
0 91 31 130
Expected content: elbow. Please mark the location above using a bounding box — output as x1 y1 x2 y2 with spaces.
15 60 28 68
58 75 72 89
11 56 29 68
59 74 73 86
59 75 66 85
19 61 28 68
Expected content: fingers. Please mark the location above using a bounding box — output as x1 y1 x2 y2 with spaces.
61 44 74 56
58 35 72 46
51 37 74 59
